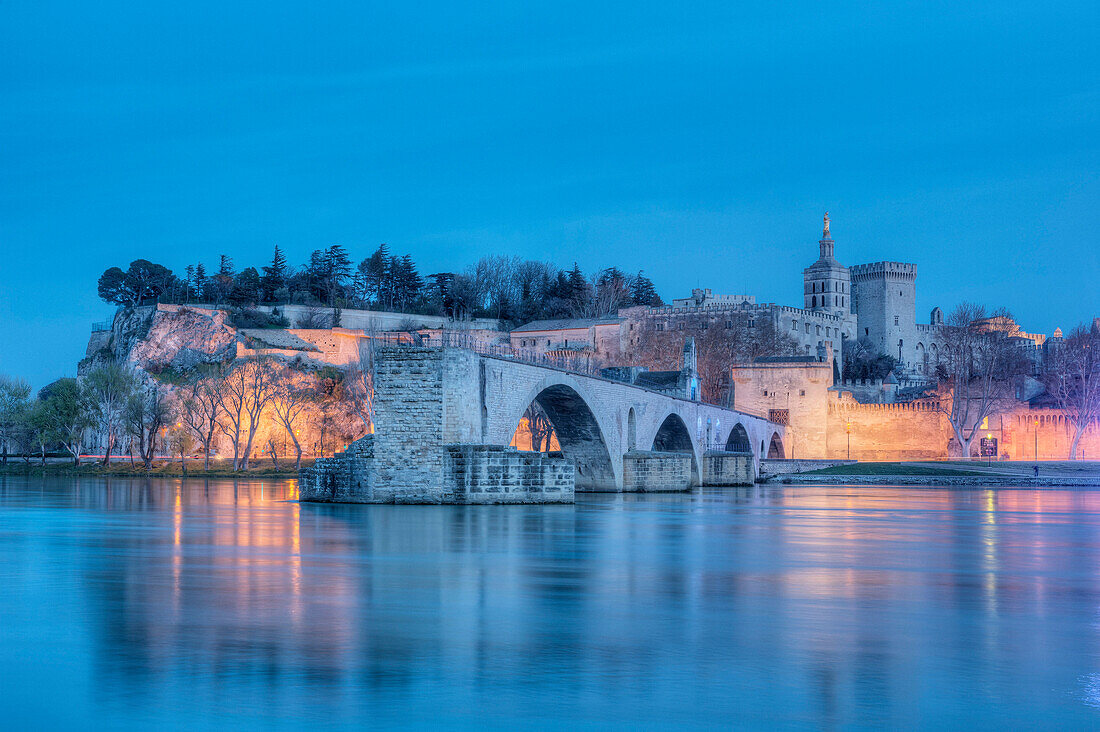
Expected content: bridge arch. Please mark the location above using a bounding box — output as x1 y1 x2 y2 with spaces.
767 431 785 459
725 423 752 454
509 381 618 491
651 412 700 485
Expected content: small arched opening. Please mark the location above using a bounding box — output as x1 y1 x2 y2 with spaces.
627 408 637 451
652 413 699 485
767 432 785 459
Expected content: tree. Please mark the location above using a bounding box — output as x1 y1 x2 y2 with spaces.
936 303 1030 458
693 316 799 404
20 400 54 465
566 263 591 315
97 260 177 307
84 363 136 465
520 403 556 452
194 263 208 301
592 267 632 317
38 378 93 465
178 366 225 470
261 245 289 302
844 338 899 380
359 244 391 307
393 254 423 311
271 366 315 469
630 271 663 306
125 382 173 470
0 375 32 464
229 267 262 306
323 245 353 306
167 427 196 474
216 358 277 470
1042 323 1100 459
208 255 235 305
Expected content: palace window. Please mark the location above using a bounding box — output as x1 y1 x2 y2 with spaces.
748 319 755 328
894 316 899 326
792 321 797 330
655 323 664 331
725 320 733 329
799 390 806 396
812 296 817 307
678 323 684 331
805 323 811 334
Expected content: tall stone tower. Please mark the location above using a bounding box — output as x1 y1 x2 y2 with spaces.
849 261 918 365
803 212 852 317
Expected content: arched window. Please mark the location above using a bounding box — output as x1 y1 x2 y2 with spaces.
812 296 817 307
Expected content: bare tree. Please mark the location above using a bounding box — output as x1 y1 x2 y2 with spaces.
178 366 225 470
125 381 173 470
476 255 522 320
84 363 136 465
343 337 377 434
522 403 556 452
628 313 798 404
936 303 1029 458
693 318 799 404
217 358 277 470
271 366 316 469
167 427 195 474
1042 323 1100 459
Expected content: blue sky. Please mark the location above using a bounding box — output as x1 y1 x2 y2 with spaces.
2 1 1097 387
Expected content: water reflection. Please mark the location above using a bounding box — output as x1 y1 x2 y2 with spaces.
2 476 1100 727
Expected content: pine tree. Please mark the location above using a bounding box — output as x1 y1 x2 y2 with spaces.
630 270 662 306
261 245 288 302
323 244 352 306
194 263 207 301
393 254 423 310
217 255 234 278
185 265 195 302
358 244 390 308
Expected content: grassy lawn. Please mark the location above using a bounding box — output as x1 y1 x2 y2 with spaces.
800 462 990 477
0 460 313 479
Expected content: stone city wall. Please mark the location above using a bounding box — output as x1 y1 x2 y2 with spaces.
826 398 950 460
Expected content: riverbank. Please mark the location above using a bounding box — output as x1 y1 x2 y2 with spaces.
767 460 1100 487
0 460 311 479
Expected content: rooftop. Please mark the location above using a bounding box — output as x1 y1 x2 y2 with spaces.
511 317 621 333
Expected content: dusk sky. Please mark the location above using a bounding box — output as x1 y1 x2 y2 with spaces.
2 1 1097 387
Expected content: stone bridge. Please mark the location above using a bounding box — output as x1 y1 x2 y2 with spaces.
342 346 786 500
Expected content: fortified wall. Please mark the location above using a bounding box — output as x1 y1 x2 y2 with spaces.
825 395 949 460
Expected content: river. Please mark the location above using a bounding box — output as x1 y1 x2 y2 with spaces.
1 475 1099 728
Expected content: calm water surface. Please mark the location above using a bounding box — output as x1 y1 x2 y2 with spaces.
2 476 1100 729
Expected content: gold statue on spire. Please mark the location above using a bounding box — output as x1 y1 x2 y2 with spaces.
823 211 831 238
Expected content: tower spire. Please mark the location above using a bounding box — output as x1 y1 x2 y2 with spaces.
819 211 834 259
